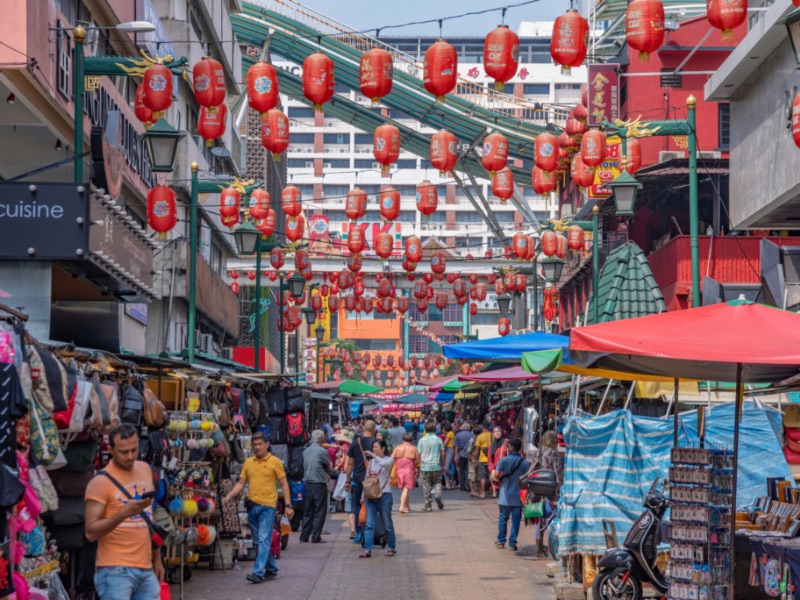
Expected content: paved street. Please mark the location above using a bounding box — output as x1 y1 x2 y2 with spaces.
179 487 556 600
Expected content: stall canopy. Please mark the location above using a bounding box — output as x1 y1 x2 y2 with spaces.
430 377 473 393
394 392 431 405
443 332 569 362
312 379 383 394
459 364 538 382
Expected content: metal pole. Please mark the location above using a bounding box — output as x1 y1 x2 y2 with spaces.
73 26 85 183
279 277 285 374
316 339 321 384
687 95 700 307
253 237 262 371
533 261 539 331
187 162 199 364
596 379 614 416
295 328 299 385
730 363 743 600
672 377 680 447
592 205 600 324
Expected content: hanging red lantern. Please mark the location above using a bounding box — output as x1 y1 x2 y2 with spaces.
328 295 340 313
416 298 429 314
248 189 270 220
626 0 665 62
359 48 393 104
498 317 511 336
345 188 368 221
423 39 458 102
344 295 356 312
534 132 560 172
573 103 588 122
320 283 330 297
311 294 323 312
193 57 226 113
135 84 155 128
378 186 401 222
270 248 284 270
571 154 596 189
405 235 423 263
626 138 643 174
707 0 746 40
285 215 305 242
430 130 458 176
492 167 515 202
533 167 557 197
456 294 469 306
504 245 513 260
379 297 391 314
339 270 353 289
261 109 290 160
525 236 536 260
248 270 256 281
581 130 607 168
303 52 335 111
543 287 557 322
229 270 239 280
364 297 374 313
550 10 589 74
347 253 363 273
541 230 558 257
416 181 439 218
568 225 585 251
246 62 279 119
447 273 458 284
220 187 240 229
375 231 394 259
413 279 428 300
484 25 520 90
362 352 371 365
372 354 382 369
377 279 393 297
481 132 509 177
231 281 240 294
556 234 568 259
423 273 435 285
373 123 401 175
256 209 277 236
469 286 478 300
559 132 579 153
504 272 517 293
470 303 478 316
146 185 177 239
453 278 467 298
348 227 366 254
487 273 496 284
387 355 395 368
294 248 310 271
431 251 446 275
396 298 410 314
565 118 587 139
281 186 302 217
516 273 526 292
402 259 417 273
475 283 487 301
142 64 173 117
512 233 528 259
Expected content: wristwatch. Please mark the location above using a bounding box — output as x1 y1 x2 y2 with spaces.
286 504 294 509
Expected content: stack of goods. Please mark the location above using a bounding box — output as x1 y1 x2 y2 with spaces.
783 405 800 466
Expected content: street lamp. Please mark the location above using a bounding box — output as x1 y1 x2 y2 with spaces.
287 272 306 299
541 257 565 283
496 293 512 315
302 307 317 326
607 171 643 216
232 221 261 255
141 120 184 173
783 8 800 65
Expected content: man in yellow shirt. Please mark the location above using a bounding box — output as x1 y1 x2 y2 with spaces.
223 432 294 584
474 424 493 498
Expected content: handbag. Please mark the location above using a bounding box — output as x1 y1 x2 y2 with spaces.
100 471 169 548
390 462 398 487
523 501 545 519
357 439 382 500
29 465 59 513
29 395 60 466
0 463 26 508
332 473 348 501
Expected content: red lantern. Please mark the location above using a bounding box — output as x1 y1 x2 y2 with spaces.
281 186 302 217
387 355 395 368
550 10 589 74
512 233 528 259
377 279 393 298
430 130 458 176
146 186 177 239
301 268 313 282
142 64 173 117
311 293 323 311
581 130 606 168
484 25 520 90
344 295 356 312
487 273 496 284
320 283 330 297
431 251 446 275
413 279 428 300
193 57 226 113
534 132 560 172
402 259 417 273
375 231 394 259
256 209 277 236
231 281 240 294
556 234 568 259
423 273 435 285
469 287 478 300
504 272 517 293
360 48 393 103
626 0 666 62
492 167 515 202
229 270 239 280
568 225 584 251
295 248 310 271
470 303 478 316
248 270 256 281
246 62 279 119
328 295 340 313
348 227 366 254
416 298 429 314
261 109 290 159
559 132 579 152
571 154 596 188
135 84 155 128
565 118 587 139
541 230 558 257
405 235 423 263
303 52 335 111
533 167 557 197
345 188 368 221
516 273 527 292
525 236 536 260
416 181 438 218
707 0 746 40
498 317 511 337
453 278 467 298
626 138 642 175
379 186 401 222
270 248 284 270
285 215 305 242
248 189 270 220
373 124 401 175
573 103 588 122
543 287 557 322
481 132 509 177
347 253 362 273
364 297 374 313
423 39 458 102
339 270 353 289
220 187 240 228
475 283 487 301
396 298 410 314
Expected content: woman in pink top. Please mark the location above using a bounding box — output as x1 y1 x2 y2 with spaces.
391 433 420 513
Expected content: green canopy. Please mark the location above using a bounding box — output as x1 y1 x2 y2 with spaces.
521 349 565 375
442 379 472 393
338 379 383 395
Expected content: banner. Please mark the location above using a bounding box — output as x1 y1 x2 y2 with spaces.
588 135 622 199
587 64 620 126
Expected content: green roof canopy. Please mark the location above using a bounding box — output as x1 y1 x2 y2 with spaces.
338 379 383 395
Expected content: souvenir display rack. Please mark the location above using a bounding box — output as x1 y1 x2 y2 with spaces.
667 444 733 600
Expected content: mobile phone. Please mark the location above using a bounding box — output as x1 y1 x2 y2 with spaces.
140 491 156 500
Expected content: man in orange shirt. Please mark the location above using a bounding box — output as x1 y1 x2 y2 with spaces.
85 423 164 599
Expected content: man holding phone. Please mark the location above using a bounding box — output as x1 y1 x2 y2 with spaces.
85 423 164 599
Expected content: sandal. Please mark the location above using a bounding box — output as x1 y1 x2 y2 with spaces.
386 550 397 557
358 552 372 559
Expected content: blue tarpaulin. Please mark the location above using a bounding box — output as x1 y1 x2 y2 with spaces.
557 402 791 556
442 332 569 362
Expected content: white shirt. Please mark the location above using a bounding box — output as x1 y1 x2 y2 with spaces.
367 455 395 494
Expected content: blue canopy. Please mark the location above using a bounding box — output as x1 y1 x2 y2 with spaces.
443 332 570 362
394 393 430 405
431 392 455 403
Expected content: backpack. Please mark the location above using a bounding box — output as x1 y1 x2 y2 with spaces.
285 412 308 445
287 445 305 480
265 386 286 416
290 480 305 504
269 416 287 445
285 387 305 413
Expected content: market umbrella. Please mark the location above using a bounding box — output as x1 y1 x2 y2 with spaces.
442 331 570 362
430 377 473 393
394 392 430 405
459 364 538 382
569 298 800 595
323 379 383 395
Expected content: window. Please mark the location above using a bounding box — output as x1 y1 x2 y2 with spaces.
423 211 447 222
355 160 375 168
427 305 443 321
718 104 730 149
56 23 72 100
324 133 349 145
409 304 428 322
503 83 516 95
455 211 484 223
395 159 417 169
325 210 347 221
324 185 351 199
408 335 428 354
555 84 581 90
364 211 382 221
290 133 314 144
456 186 477 198
523 84 550 95
495 212 516 223
354 133 373 145
288 106 315 118
323 159 349 168
296 185 315 198
288 159 313 168
361 185 381 197
399 210 417 222
470 312 500 325
334 83 351 94
443 303 462 323
430 335 459 353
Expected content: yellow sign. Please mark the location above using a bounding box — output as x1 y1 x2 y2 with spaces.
589 135 622 199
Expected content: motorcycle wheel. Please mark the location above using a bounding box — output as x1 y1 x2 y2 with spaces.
592 568 642 600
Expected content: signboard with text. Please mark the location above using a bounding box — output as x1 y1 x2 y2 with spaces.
588 136 622 199
588 64 621 126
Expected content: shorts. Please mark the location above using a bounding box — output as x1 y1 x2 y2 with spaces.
477 462 489 480
468 462 477 482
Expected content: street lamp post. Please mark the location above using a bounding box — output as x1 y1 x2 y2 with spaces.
232 220 263 371
315 324 325 384
592 206 600 324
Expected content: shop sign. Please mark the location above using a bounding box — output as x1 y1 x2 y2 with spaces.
587 64 620 126
0 182 88 259
125 303 149 325
588 135 622 199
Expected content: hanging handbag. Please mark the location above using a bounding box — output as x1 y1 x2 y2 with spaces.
0 463 26 508
29 465 59 513
523 501 545 519
29 395 60 467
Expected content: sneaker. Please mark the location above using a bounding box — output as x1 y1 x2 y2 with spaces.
352 533 363 544
349 531 356 539
264 571 278 580
246 574 266 584
436 497 444 510
508 545 518 552
422 507 432 512
495 542 505 549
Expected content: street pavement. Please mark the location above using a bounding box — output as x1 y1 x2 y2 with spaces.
178 486 556 600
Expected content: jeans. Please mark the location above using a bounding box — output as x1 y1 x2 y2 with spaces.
94 567 159 600
497 504 522 547
349 481 363 534
300 482 328 542
364 492 397 553
457 456 470 490
248 503 279 578
443 448 455 485
420 470 442 509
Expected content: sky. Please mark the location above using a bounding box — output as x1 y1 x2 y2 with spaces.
296 0 567 37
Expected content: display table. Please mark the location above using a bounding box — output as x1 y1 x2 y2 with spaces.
734 533 800 599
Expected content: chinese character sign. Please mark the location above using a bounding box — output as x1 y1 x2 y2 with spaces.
588 64 620 126
589 135 622 199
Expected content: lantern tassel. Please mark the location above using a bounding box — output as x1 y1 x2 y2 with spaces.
721 28 733 41
494 81 504 91
638 51 650 63
435 95 446 104
272 152 283 162
561 66 571 76
205 138 214 148
381 164 390 176
157 232 168 242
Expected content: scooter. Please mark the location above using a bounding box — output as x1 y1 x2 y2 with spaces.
592 479 668 600
520 469 560 559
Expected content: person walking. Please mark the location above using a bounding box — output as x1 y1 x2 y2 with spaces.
487 426 509 499
492 438 530 552
387 417 406 451
358 439 397 558
222 432 294 584
85 423 164 599
344 419 376 543
300 430 331 544
467 426 481 497
474 423 493 498
441 421 457 489
391 433 420 513
417 421 445 512
454 422 474 492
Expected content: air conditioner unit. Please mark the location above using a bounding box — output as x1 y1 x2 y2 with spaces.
305 161 313 168
337 198 345 205
323 162 332 168
659 150 685 162
368 197 378 205
421 222 429 231
305 148 314 154
327 122 336 127
221 347 234 360
339 148 347 153
370 162 381 170
324 148 333 154
199 334 213 353
697 151 722 159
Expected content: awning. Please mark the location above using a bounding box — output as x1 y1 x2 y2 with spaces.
430 377 473 392
311 379 384 394
459 365 537 383
443 331 569 362
394 392 431 405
